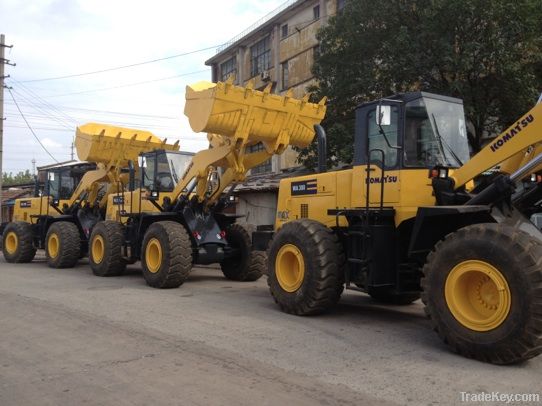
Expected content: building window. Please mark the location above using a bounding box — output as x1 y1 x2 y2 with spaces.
281 61 289 90
337 0 346 11
247 142 272 174
313 5 320 20
220 56 237 82
250 36 271 77
281 24 288 38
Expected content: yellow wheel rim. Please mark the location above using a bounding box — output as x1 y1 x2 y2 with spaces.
275 244 305 292
145 238 162 274
92 235 105 264
48 232 60 259
445 260 511 332
5 231 18 255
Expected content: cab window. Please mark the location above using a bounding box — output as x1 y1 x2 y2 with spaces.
59 169 75 199
142 153 175 192
155 153 175 191
404 98 438 167
367 106 399 168
47 171 60 199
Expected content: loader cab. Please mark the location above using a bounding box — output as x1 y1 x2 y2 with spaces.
41 162 96 200
139 150 194 192
353 92 470 170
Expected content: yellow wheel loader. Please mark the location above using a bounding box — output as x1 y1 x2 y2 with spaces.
1 161 96 263
1 123 178 269
90 79 326 289
254 92 542 364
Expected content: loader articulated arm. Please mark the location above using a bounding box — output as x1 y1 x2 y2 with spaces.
451 103 542 189
67 123 179 209
176 79 326 206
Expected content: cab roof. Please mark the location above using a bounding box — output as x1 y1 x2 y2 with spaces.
357 92 463 109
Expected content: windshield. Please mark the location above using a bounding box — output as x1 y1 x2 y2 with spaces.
165 152 193 185
46 169 76 200
142 151 193 192
404 97 470 168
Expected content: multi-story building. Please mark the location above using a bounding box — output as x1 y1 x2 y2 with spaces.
205 0 345 175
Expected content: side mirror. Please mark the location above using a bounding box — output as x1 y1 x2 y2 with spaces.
376 105 391 126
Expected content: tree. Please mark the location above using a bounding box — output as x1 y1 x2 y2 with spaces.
3 170 35 186
298 0 542 167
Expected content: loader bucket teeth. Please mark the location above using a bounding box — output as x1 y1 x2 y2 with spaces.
183 80 327 151
75 123 179 166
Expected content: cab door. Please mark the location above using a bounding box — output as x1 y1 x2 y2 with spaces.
365 105 401 204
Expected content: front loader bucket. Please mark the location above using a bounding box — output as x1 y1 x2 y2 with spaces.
184 80 326 151
75 123 179 166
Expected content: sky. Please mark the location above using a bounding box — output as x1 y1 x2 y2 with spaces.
0 0 288 174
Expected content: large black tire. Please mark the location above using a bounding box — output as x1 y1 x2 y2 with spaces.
267 219 344 315
45 222 80 268
2 222 36 263
368 287 420 305
89 221 126 277
421 223 542 364
141 221 192 289
221 223 265 282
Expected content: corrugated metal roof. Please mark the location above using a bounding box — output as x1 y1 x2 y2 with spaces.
1 188 33 205
37 160 80 171
228 166 313 193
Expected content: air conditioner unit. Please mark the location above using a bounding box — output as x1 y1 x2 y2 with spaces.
260 70 271 81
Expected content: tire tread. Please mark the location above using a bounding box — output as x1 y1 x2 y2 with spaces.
142 221 192 289
267 219 344 316
421 223 542 364
46 222 80 268
2 221 36 263
89 221 127 276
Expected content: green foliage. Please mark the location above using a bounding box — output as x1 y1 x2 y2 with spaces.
3 170 35 186
298 0 542 167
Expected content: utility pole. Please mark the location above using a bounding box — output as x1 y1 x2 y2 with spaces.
31 158 36 175
70 141 75 161
0 34 15 222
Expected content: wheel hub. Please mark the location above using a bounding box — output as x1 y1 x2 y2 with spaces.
92 235 105 264
476 275 498 310
275 244 305 292
48 233 60 259
445 260 511 331
145 238 162 274
5 231 18 255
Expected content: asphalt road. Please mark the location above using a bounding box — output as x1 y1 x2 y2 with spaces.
0 254 540 406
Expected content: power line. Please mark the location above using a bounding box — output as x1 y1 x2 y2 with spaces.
7 88 59 163
11 79 78 125
34 69 209 98
19 45 220 83
4 100 180 120
8 87 74 129
4 110 184 130
3 124 208 142
4 110 77 123
3 110 183 131
2 107 181 127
